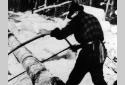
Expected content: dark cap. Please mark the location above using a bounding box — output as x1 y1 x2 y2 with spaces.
67 2 84 19
69 2 84 12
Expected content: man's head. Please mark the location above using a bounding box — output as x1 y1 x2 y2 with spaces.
67 2 84 19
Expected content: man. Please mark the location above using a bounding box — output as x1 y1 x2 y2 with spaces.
41 2 107 85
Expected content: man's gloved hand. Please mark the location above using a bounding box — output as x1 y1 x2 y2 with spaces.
50 28 60 37
70 44 81 52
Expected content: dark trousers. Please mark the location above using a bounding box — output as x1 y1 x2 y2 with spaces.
66 42 107 85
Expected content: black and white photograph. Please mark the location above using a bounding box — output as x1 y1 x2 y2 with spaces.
8 0 117 85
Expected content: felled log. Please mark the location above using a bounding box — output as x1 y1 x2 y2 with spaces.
8 33 65 85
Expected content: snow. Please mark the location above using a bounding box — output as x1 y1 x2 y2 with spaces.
8 5 117 85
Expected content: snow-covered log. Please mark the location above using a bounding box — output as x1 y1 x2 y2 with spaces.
8 33 66 85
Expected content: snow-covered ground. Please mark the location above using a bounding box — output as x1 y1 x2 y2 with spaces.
8 5 117 85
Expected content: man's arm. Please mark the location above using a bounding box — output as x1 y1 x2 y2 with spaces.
50 20 74 40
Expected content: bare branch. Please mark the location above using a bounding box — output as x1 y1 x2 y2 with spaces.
34 1 71 13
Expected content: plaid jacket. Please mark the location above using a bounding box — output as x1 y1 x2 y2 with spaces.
51 11 104 44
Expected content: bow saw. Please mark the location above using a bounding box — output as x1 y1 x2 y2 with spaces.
8 31 77 82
